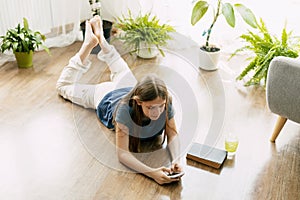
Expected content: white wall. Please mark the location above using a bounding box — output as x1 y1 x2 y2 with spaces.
1 0 299 52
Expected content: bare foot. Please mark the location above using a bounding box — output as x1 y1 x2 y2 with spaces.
90 15 104 44
84 20 99 48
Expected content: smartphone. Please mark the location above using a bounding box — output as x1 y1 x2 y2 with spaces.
167 171 185 179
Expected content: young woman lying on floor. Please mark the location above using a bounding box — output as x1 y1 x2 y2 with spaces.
56 15 184 185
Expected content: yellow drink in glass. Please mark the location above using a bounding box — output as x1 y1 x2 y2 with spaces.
225 140 239 152
224 133 239 158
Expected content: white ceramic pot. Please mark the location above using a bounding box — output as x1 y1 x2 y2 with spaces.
198 46 221 71
136 42 159 59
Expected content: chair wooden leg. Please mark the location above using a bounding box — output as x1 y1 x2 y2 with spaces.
270 116 287 142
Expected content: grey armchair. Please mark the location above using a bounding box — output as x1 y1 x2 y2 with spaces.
266 56 300 142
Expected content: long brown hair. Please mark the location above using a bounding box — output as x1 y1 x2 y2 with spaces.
114 74 174 152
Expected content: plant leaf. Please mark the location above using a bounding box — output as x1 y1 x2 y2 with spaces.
234 4 257 28
0 17 49 53
191 1 209 25
236 57 257 80
222 3 235 28
281 26 288 47
23 17 29 30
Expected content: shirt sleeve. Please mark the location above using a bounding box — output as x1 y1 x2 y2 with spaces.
167 102 175 120
115 104 133 132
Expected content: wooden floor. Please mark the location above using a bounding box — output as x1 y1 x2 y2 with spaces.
0 40 299 200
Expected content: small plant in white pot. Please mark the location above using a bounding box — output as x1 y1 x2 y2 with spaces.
191 0 257 70
0 17 50 68
115 11 175 59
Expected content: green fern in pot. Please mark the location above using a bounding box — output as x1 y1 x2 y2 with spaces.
231 18 300 87
114 11 175 58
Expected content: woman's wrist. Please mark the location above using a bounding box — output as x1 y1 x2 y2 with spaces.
144 168 156 179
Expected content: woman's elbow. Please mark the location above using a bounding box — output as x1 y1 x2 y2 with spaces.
116 148 127 163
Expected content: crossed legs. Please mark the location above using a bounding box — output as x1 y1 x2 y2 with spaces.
56 16 137 109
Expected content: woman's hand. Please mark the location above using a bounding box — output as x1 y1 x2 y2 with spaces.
171 163 183 174
148 167 182 185
116 123 183 185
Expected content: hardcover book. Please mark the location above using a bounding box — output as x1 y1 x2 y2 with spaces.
186 143 227 169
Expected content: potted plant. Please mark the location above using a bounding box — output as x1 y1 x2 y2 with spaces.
230 18 300 87
0 17 49 68
114 11 175 59
191 0 257 70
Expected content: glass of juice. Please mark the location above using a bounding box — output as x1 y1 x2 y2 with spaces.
224 133 239 158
